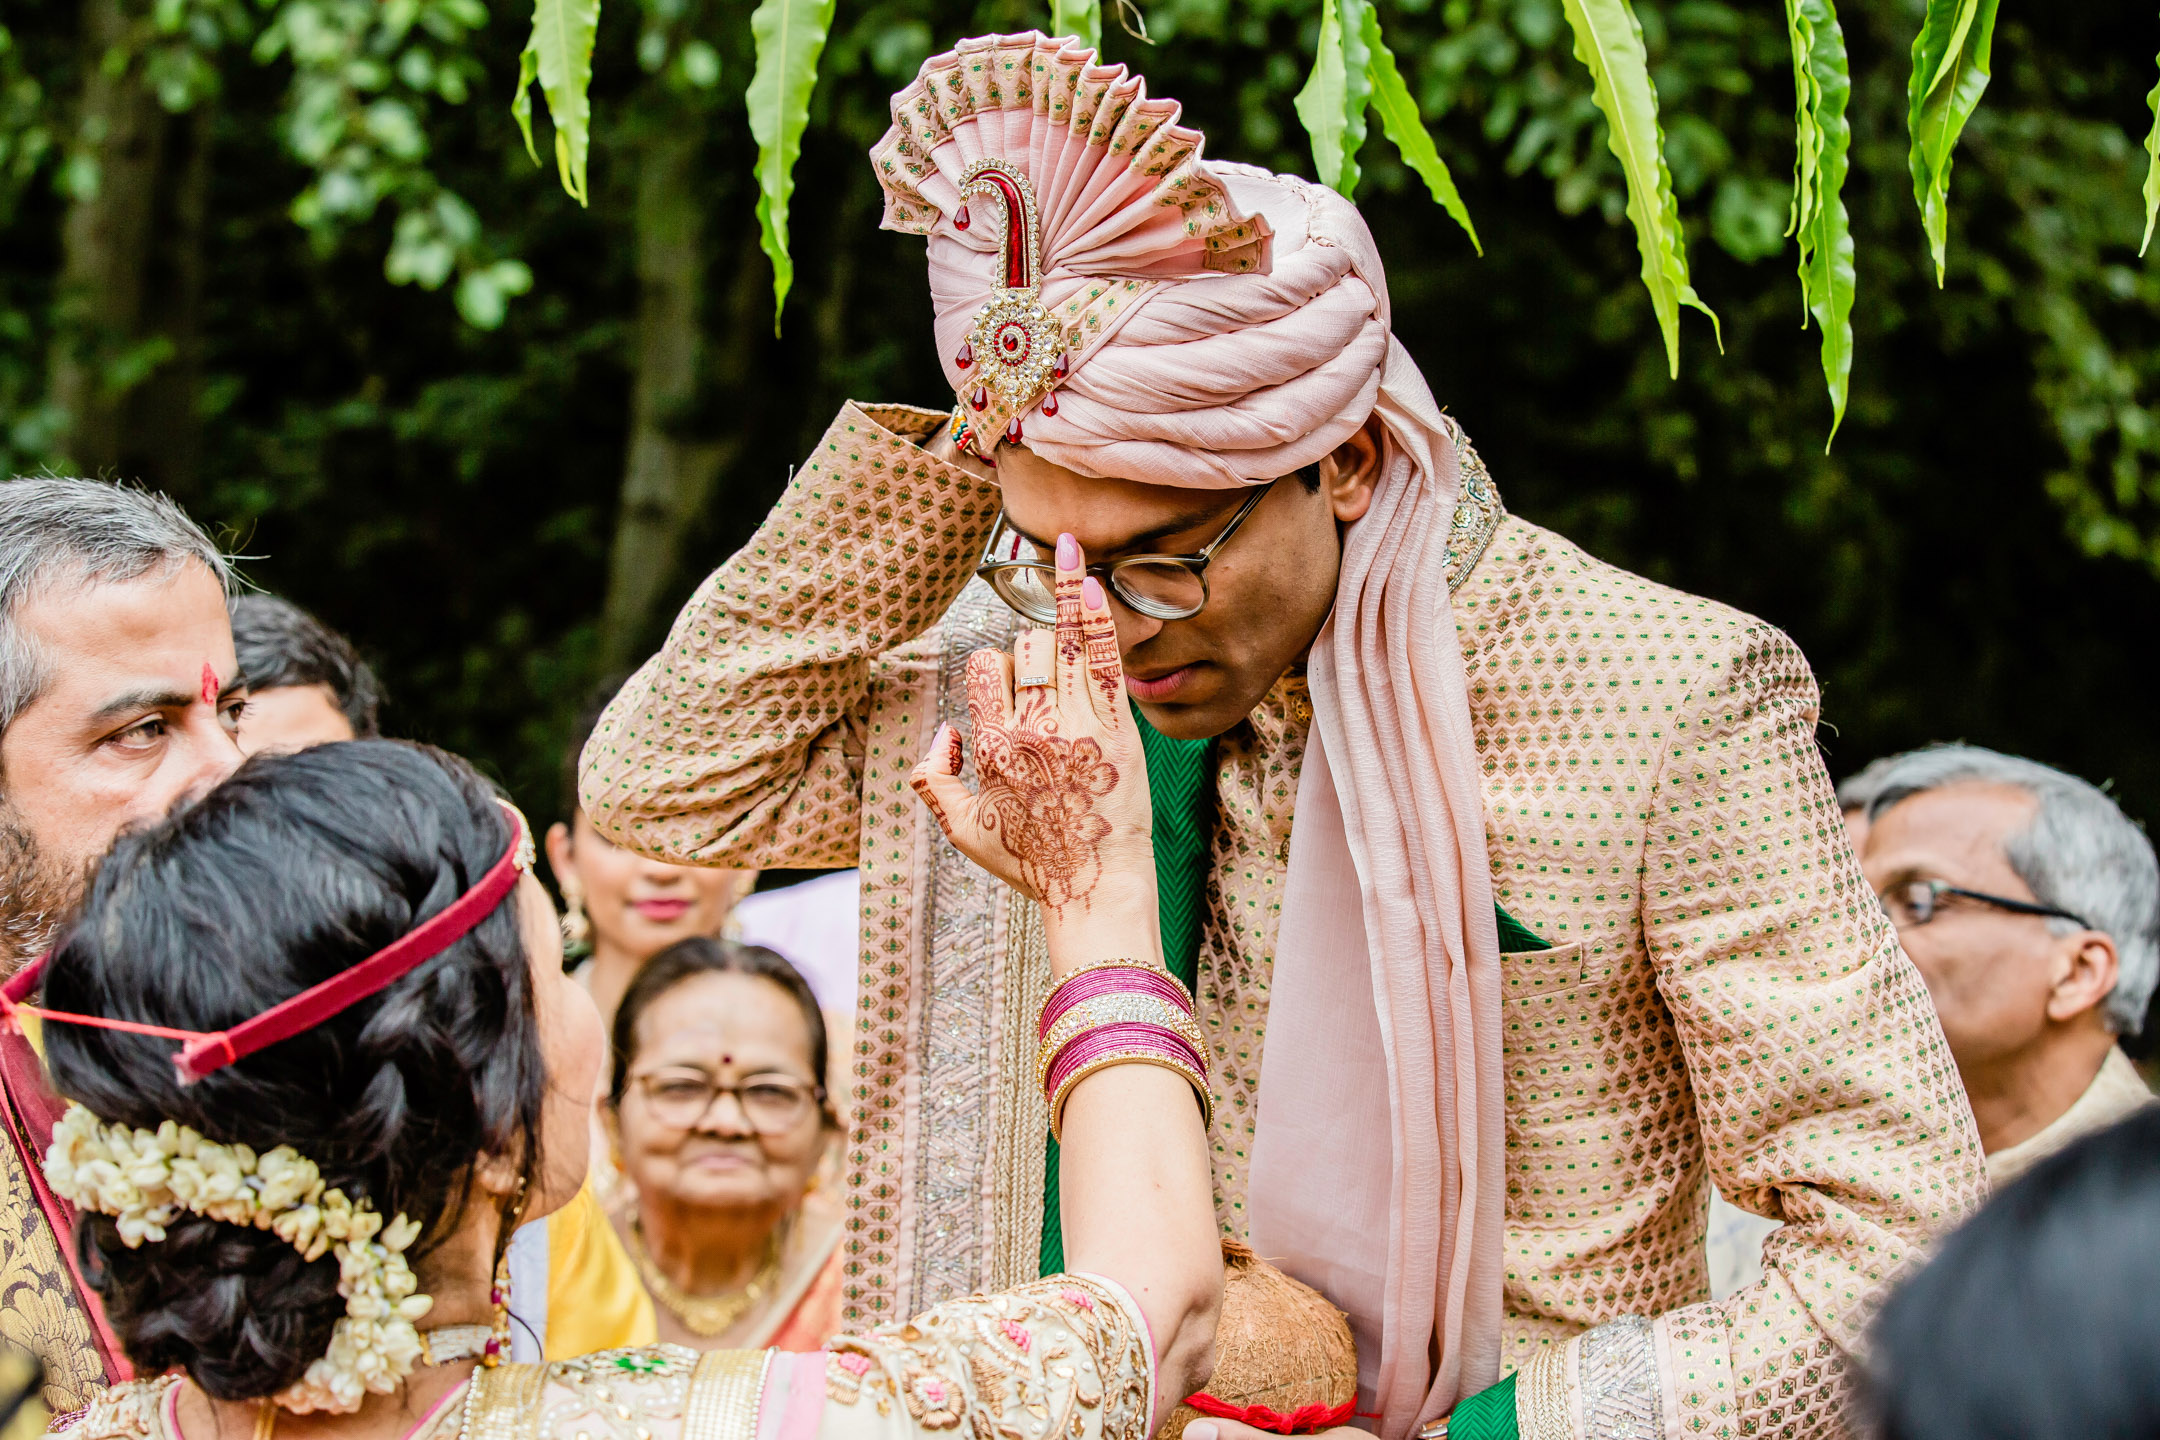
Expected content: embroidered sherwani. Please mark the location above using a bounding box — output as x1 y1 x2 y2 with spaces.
583 403 1987 1440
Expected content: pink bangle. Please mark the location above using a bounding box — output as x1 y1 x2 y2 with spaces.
1044 1022 1209 1097
1040 961 1194 1039
1046 1031 1213 1140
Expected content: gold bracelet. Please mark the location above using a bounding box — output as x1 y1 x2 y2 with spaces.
1036 993 1208 1089
1048 1048 1214 1141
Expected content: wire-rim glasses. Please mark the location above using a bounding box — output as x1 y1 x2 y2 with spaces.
1877 878 2093 931
630 1069 824 1133
975 483 1273 625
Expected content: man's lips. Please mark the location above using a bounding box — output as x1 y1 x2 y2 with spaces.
632 898 693 922
1124 664 1200 702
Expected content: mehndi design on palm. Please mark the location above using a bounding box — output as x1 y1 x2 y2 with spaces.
911 534 1153 920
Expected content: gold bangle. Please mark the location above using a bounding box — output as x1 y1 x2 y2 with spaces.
1036 993 1208 1089
1048 1048 1214 1141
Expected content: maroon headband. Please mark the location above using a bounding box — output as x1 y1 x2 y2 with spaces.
1 802 534 1084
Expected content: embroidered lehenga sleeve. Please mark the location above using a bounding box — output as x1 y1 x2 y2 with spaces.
482 1273 1151 1440
1509 625 1987 1440
579 402 1002 868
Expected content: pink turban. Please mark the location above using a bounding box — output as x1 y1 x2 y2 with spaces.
874 35 1506 1435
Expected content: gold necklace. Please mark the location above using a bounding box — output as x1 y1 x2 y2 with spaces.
626 1216 785 1337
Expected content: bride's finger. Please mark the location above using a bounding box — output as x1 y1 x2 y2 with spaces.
965 647 1016 738
908 722 971 844
1079 575 1124 728
1053 532 1090 713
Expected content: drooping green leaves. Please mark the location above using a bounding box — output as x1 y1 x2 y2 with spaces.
1049 0 1102 54
1784 0 1854 445
1295 0 1369 196
745 0 836 332
1906 0 1999 285
1361 6 1478 253
2141 43 2160 257
1558 0 1719 378
512 0 600 205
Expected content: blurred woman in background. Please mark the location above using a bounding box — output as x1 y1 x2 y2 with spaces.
604 939 843 1350
546 685 757 1035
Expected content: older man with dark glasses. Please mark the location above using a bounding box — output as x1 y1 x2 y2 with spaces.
1858 744 2158 1187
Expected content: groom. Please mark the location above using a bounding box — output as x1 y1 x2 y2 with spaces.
583 32 1985 1440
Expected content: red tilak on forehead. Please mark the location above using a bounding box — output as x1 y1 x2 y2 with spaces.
200 663 220 707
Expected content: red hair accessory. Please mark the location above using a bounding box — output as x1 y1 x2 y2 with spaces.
1180 1394 1359 1435
0 801 535 1085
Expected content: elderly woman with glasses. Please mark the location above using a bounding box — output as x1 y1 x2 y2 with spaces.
602 938 845 1350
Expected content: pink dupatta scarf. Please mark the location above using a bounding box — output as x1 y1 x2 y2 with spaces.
1245 336 1505 1435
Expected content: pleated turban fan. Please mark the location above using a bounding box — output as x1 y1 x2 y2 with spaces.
873 34 1508 1439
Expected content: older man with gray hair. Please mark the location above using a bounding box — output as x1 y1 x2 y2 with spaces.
0 475 247 1408
1859 744 2158 1187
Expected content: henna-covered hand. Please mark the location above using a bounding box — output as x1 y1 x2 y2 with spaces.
911 534 1155 934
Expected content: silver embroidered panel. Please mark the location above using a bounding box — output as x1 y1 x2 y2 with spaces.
1578 1314 1664 1440
911 579 1022 1310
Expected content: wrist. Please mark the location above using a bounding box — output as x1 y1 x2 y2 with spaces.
1041 886 1162 978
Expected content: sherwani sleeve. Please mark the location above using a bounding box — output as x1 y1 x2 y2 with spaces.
1512 623 1987 1440
579 402 1003 868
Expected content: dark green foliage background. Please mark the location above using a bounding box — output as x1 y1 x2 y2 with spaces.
3 1 2155 868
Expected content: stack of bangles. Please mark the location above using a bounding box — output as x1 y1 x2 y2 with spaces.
1037 958 1214 1140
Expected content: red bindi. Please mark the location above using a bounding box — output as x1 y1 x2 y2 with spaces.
200 663 220 707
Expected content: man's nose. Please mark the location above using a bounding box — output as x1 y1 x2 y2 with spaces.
184 711 245 795
1108 593 1165 656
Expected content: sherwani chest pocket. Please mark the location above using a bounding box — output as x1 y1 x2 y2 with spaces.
1499 942 1596 1115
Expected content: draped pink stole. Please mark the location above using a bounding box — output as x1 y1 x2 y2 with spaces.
1247 347 1505 1439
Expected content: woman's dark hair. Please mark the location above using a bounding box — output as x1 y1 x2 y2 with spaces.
43 741 548 1402
606 937 831 1126
1865 1105 2160 1440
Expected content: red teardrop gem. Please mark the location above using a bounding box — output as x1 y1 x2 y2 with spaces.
1006 417 1024 444
1052 353 1069 379
954 205 970 231
955 340 973 370
971 387 988 411
1040 391 1058 416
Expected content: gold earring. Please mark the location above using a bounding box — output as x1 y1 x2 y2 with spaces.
560 874 591 948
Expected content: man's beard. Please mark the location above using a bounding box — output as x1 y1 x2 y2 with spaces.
0 800 81 975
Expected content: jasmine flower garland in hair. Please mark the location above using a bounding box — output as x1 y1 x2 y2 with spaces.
45 1103 431 1414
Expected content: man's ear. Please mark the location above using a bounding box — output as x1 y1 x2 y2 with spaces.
2046 930 2121 1025
1319 416 1383 524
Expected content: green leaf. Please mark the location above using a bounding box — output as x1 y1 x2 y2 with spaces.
1557 0 1719 379
1784 0 1854 446
1049 0 1102 53
1295 0 1371 197
746 0 837 333
1905 0 2000 285
1360 5 1479 254
2142 42 2160 257
512 0 599 206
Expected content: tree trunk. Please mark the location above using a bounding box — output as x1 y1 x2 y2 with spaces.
597 124 736 676
47 0 210 497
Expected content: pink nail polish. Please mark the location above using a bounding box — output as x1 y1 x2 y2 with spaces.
1057 533 1079 570
1082 576 1106 611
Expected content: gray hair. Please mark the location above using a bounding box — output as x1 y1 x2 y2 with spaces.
1836 754 1904 813
1865 744 2160 1034
0 477 233 738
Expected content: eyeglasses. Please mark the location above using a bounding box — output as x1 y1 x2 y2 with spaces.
1877 878 2094 931
631 1071 823 1133
975 483 1273 625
